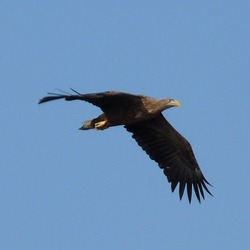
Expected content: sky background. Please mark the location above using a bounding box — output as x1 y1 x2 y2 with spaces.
1 1 250 249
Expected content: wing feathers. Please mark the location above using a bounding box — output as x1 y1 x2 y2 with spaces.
39 90 142 112
125 114 212 203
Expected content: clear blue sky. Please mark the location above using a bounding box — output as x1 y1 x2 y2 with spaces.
1 1 250 249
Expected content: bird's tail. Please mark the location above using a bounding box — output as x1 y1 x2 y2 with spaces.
79 120 95 130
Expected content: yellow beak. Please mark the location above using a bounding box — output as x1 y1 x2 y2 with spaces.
171 100 181 107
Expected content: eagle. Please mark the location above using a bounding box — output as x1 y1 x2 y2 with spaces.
39 89 212 203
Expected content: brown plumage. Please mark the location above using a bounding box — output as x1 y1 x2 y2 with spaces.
39 89 212 203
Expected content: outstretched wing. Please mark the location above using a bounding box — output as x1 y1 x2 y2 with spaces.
125 114 212 203
38 89 142 112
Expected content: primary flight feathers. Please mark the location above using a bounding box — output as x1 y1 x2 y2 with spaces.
39 89 212 203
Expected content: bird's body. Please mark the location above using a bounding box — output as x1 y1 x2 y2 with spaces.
39 89 212 203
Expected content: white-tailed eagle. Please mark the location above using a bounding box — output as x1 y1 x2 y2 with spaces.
39 89 212 203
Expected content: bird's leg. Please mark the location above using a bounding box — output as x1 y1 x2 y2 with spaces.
94 114 110 130
94 120 109 130
79 113 110 130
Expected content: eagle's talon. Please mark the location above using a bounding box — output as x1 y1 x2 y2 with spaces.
94 120 108 130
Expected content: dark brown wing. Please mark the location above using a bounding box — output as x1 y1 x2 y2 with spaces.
38 89 142 112
125 114 212 203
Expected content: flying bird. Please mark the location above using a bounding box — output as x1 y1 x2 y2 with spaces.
39 89 212 203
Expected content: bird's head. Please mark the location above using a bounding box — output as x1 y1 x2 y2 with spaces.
158 98 181 112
